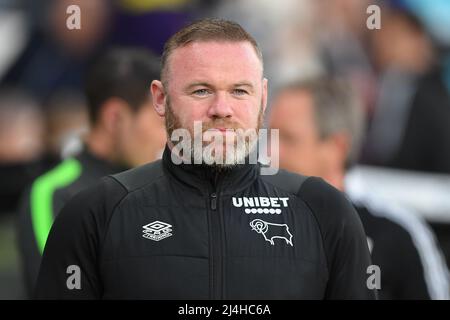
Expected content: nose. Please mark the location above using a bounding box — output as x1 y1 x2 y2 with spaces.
207 91 233 119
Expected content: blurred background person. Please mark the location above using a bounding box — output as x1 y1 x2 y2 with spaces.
0 0 196 299
363 7 434 167
0 89 45 216
315 0 377 115
43 90 89 163
1 0 112 102
17 48 166 297
0 88 44 298
0 0 203 103
269 78 450 299
390 60 450 173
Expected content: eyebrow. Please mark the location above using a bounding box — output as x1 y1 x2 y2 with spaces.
234 81 254 89
184 81 255 91
184 82 213 91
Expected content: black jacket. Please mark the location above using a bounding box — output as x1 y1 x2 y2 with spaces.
17 148 125 296
35 146 376 299
392 69 450 173
355 202 449 300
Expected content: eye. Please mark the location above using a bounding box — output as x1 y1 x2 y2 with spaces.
192 89 211 96
233 89 248 96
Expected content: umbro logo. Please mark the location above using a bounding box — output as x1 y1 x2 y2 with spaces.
142 221 173 241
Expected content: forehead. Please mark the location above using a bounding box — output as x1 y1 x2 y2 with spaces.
271 89 317 130
273 89 314 115
167 41 263 85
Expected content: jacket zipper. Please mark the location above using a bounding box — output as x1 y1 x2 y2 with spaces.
209 189 224 299
211 193 217 210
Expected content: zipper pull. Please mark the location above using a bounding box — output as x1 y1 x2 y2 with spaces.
210 193 217 210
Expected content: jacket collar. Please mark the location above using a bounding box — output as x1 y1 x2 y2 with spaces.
161 145 259 196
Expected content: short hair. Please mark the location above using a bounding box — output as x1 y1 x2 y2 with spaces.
278 78 365 168
84 47 160 123
161 18 263 86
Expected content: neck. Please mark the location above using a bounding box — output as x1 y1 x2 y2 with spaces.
161 145 259 195
324 170 345 191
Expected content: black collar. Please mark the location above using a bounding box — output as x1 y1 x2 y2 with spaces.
161 145 259 196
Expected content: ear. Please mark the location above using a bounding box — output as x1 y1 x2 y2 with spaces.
262 77 268 114
151 80 166 117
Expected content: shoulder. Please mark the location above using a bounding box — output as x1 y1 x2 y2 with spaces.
354 197 439 248
298 176 361 230
262 171 358 224
260 168 308 195
356 204 413 241
110 160 164 192
51 175 128 234
31 157 83 202
352 197 450 299
55 160 165 227
262 171 361 233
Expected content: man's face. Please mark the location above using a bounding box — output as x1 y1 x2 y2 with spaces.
153 41 267 165
269 89 329 177
116 101 166 167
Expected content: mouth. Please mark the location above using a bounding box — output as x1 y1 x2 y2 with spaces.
207 127 234 133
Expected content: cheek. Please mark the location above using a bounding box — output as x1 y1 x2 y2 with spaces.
188 107 208 124
279 141 318 174
117 117 133 141
316 144 333 169
136 114 161 145
134 124 151 144
173 98 208 125
278 143 300 169
234 103 259 125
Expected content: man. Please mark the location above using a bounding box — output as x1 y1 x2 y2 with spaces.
35 19 375 299
269 78 450 299
0 90 45 215
18 48 166 295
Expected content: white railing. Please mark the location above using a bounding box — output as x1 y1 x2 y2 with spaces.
345 165 450 223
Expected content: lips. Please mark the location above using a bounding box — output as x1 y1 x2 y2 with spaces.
207 127 233 133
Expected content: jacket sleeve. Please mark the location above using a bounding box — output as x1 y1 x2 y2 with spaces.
374 209 449 300
17 184 72 297
16 187 42 297
299 177 377 300
396 227 449 300
387 227 432 299
34 177 127 299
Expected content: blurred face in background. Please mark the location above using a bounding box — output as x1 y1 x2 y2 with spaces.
315 0 371 36
45 94 89 158
48 0 111 56
269 89 345 180
114 100 166 167
370 11 433 73
0 106 44 163
270 89 324 176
